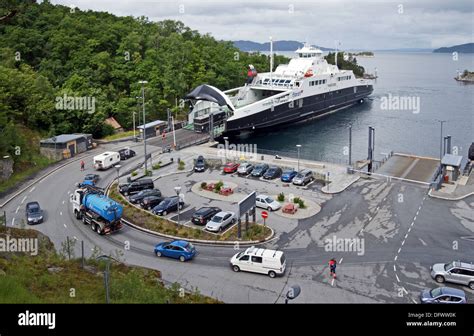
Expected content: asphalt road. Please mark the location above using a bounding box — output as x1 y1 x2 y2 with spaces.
1 140 473 303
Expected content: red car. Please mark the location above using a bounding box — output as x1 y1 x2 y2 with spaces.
223 162 240 173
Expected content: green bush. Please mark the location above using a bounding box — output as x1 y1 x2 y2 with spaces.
297 199 306 209
200 182 207 189
293 197 301 204
178 160 185 171
131 171 138 177
144 170 152 176
277 192 285 202
214 181 224 192
152 163 161 170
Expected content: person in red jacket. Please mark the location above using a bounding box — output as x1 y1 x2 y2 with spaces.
80 160 85 171
329 258 337 278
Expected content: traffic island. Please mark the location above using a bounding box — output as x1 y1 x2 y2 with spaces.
108 184 273 244
272 194 322 219
191 180 244 202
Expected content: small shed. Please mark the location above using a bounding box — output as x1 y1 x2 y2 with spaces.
40 134 92 160
441 154 463 182
104 117 123 133
137 120 167 139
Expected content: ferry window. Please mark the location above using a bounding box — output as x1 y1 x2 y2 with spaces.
285 80 291 84
263 79 269 84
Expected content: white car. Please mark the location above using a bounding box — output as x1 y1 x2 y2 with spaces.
256 195 281 211
205 211 236 232
230 246 286 278
237 162 254 175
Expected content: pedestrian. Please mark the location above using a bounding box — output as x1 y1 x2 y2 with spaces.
80 160 85 171
329 258 337 279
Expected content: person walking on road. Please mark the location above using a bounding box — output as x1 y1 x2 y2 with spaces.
329 258 337 279
80 160 85 171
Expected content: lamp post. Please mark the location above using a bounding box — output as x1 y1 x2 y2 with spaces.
96 255 119 304
296 144 302 171
437 120 446 161
139 80 148 171
132 111 136 140
174 186 181 225
223 136 229 161
115 164 121 185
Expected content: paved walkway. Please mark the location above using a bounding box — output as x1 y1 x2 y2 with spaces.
429 172 474 200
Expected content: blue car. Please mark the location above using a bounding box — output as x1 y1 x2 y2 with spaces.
281 169 298 182
154 240 196 262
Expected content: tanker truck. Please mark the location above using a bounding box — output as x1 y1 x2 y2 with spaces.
70 186 123 235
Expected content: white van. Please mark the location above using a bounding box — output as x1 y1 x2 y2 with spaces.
230 246 286 278
93 151 120 170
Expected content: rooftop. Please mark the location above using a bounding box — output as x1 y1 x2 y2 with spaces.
441 154 463 167
137 120 167 130
40 134 90 144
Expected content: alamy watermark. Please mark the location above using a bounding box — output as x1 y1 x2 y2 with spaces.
217 140 258 160
55 94 96 114
324 235 365 256
0 235 38 256
380 93 420 114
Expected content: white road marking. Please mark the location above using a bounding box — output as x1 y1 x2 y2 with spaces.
15 206 20 214
396 274 400 282
60 212 63 216
398 247 401 254
331 278 335 287
401 240 405 246
73 236 78 240
411 221 414 226
339 258 343 264
393 265 397 272
62 200 65 205
368 216 372 221
416 210 419 216
404 233 408 239
394 255 398 261
419 238 427 246
413 216 417 221
408 227 412 233
21 196 27 204
11 218 15 226
376 206 379 212
30 186 35 192
411 298 417 304
63 224 67 228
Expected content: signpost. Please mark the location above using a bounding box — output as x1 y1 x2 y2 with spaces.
237 191 257 239
261 210 268 226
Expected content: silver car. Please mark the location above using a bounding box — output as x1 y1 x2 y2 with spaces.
205 211 236 232
431 261 474 290
237 162 254 175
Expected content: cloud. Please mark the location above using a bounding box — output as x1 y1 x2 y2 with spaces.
49 0 474 49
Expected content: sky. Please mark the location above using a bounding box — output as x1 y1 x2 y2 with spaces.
48 0 473 50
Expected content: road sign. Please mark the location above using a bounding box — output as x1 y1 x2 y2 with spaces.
261 211 268 219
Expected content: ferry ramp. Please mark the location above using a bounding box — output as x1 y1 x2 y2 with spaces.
375 153 440 184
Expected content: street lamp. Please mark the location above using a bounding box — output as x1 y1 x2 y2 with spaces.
223 136 229 161
96 255 119 304
296 144 302 171
115 164 121 185
174 186 181 225
139 80 148 172
437 120 446 161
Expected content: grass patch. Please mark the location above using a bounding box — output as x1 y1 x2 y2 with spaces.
0 226 217 303
109 184 272 242
101 130 136 141
178 160 185 171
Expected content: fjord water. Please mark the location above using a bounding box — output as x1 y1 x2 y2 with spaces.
236 52 474 164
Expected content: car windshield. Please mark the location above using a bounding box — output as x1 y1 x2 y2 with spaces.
28 205 40 213
430 288 443 298
212 215 223 223
283 171 293 175
444 262 454 271
185 242 194 250
85 175 94 180
267 169 275 174
265 197 274 203
295 174 303 178
160 200 171 206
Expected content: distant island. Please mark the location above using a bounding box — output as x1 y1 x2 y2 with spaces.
233 40 333 52
348 51 374 57
455 69 474 83
433 43 474 54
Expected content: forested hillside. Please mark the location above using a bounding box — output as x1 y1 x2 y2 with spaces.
0 0 287 159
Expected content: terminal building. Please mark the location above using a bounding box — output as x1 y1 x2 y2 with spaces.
40 134 93 160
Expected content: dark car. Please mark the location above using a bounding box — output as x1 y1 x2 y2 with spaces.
129 189 161 204
263 166 282 180
420 287 467 304
194 156 206 172
152 196 184 216
119 178 154 196
251 164 269 177
119 148 136 160
84 174 100 185
281 169 298 182
140 195 164 210
191 207 221 225
25 201 44 225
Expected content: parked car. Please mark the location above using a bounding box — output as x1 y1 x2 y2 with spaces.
119 179 154 196
25 201 44 225
263 166 282 180
420 287 467 304
129 189 162 204
281 169 298 182
152 196 184 216
431 261 474 290
223 162 240 174
154 240 196 262
230 246 286 278
83 173 100 185
237 162 254 175
251 164 269 177
194 155 206 172
205 211 236 232
292 169 314 186
140 196 165 210
191 207 221 225
119 148 136 160
256 194 281 211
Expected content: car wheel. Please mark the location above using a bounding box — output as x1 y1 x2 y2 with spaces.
267 207 272 211
232 265 240 272
469 282 474 290
155 251 162 257
124 191 128 196
232 218 236 224
178 204 183 210
162 211 167 216
91 223 96 231
75 210 80 220
179 255 186 262
435 275 445 283
96 225 102 235
268 271 276 278
82 216 87 224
